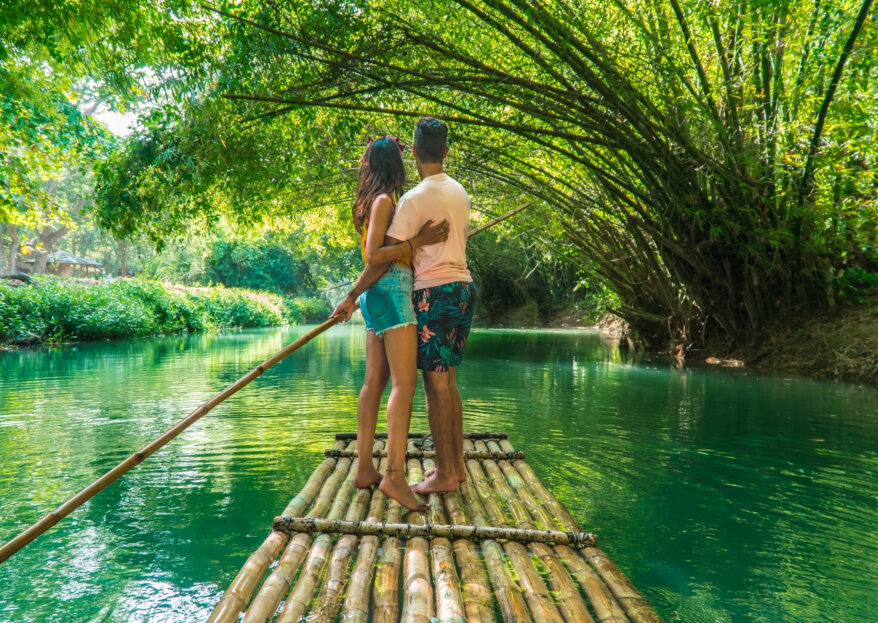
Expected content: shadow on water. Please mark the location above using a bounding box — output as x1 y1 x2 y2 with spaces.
1 326 876 622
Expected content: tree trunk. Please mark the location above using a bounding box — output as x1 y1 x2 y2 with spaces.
32 225 69 274
6 224 18 273
118 239 128 277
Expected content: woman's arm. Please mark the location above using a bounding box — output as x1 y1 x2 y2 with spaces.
332 196 449 321
364 195 448 265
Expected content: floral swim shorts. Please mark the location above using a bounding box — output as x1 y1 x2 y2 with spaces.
412 281 477 372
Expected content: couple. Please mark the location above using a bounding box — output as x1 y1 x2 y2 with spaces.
332 117 474 511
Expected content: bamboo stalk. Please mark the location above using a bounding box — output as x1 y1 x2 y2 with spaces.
340 458 391 623
441 490 498 623
237 440 360 623
308 454 384 622
274 442 375 623
497 440 661 623
0 316 344 565
401 443 434 623
325 449 525 460
207 439 348 623
498 439 580 532
335 431 507 441
422 456 466 623
455 477 531 623
372 488 406 623
581 548 664 623
0 196 526 566
463 441 564 623
467 202 531 237
491 441 629 623
554 547 631 623
476 441 594 623
271 517 596 547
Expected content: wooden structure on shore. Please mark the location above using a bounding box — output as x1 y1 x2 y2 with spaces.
207 432 663 623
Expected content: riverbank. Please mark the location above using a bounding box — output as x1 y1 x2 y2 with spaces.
718 303 878 385
595 304 878 385
0 277 331 345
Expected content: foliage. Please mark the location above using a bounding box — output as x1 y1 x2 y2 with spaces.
0 277 328 345
283 296 333 324
467 220 616 323
8 0 878 347
179 0 877 347
207 237 314 294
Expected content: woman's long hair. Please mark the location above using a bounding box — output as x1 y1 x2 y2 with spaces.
353 138 406 235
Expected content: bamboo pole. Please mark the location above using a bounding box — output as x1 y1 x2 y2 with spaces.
206 439 348 623
463 441 564 623
372 485 406 623
271 517 596 547
340 457 391 623
497 440 663 623
334 431 507 441
401 442 434 623
489 440 629 623
274 442 375 623
476 440 594 623
468 202 531 237
235 440 359 623
581 548 664 623
454 476 531 622
325 449 525 460
497 440 579 531
308 455 384 622
0 316 344 565
0 207 526 566
421 455 466 623
440 491 497 623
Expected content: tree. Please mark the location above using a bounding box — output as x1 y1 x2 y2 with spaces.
203 0 876 347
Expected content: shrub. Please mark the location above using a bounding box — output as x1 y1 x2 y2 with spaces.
0 277 300 345
283 296 332 324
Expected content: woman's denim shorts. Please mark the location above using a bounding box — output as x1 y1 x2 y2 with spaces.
359 263 416 337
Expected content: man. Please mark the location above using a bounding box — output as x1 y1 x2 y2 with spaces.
333 117 475 494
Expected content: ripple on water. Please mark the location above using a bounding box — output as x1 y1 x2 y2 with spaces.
1 326 877 623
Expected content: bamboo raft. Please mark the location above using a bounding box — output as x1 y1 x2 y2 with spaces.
206 432 663 623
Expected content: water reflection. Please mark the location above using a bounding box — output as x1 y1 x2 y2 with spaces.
1 326 876 622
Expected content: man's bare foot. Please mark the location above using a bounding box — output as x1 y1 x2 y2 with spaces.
354 467 382 489
379 472 427 511
424 467 467 483
412 471 459 494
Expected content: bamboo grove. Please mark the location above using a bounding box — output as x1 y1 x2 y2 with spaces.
211 0 876 347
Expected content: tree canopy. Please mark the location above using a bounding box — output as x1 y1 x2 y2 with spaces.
4 0 876 345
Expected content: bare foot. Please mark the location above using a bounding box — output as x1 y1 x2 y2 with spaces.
412 471 459 494
379 473 427 511
424 467 467 483
354 467 382 489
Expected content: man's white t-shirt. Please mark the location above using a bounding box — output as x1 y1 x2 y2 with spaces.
386 172 472 291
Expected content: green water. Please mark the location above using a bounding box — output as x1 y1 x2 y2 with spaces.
1 326 876 622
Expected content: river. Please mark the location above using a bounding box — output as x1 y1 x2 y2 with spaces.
1 326 876 622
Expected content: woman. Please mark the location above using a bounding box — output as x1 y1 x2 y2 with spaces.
347 137 447 510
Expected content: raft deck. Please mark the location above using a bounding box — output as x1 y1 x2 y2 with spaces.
206 432 663 623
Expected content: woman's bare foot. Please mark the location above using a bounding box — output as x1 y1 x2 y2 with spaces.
412 471 459 494
354 466 382 489
379 472 427 511
424 467 467 483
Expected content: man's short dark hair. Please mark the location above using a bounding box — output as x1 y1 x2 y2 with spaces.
413 117 448 163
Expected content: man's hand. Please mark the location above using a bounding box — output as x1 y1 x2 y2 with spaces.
332 295 359 322
415 219 449 247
